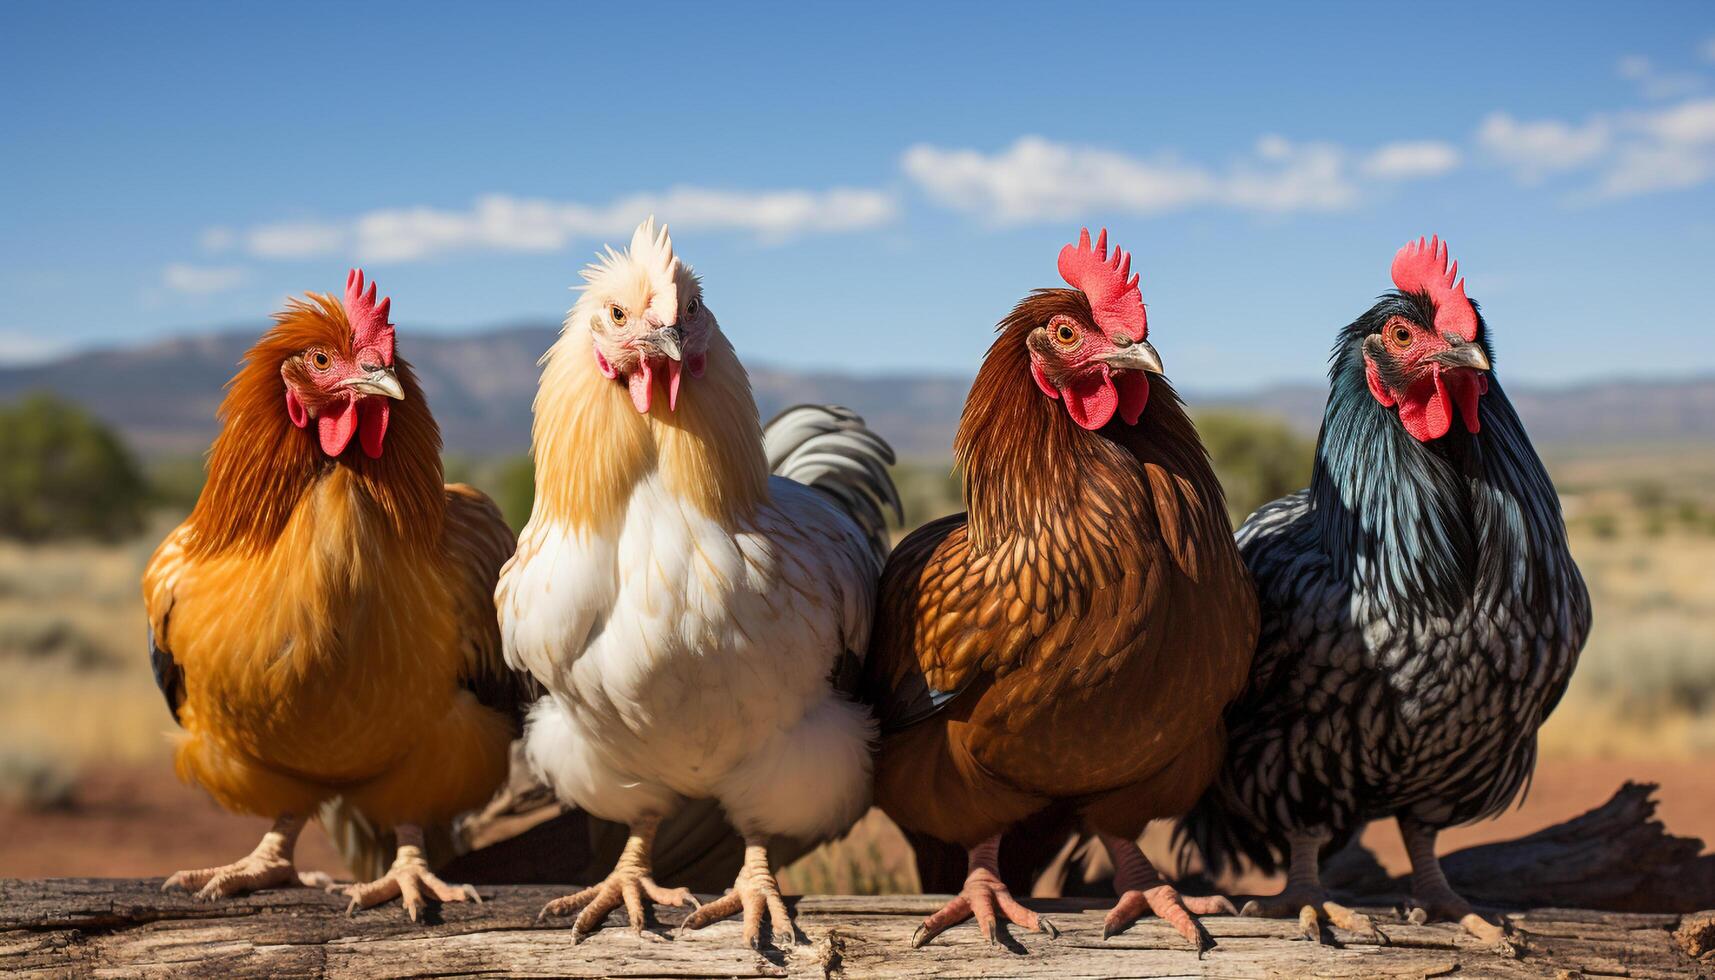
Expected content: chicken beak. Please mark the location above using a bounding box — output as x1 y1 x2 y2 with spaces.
337 366 405 400
1433 342 1491 373
1102 338 1165 376
645 326 684 362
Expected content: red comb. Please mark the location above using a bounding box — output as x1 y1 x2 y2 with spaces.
1390 236 1477 342
344 269 395 365
1058 228 1147 341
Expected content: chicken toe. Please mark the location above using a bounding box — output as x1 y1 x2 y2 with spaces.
910 834 1055 948
1097 831 1232 955
680 838 798 949
163 814 327 900
1400 819 1512 951
536 815 693 940
342 824 480 922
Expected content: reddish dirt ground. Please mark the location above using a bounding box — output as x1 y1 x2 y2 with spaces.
1 757 1709 888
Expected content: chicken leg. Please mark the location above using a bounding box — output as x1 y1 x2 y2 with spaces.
537 814 697 940
1097 830 1236 954
680 836 797 949
162 813 331 899
342 823 481 921
1237 830 1384 944
911 834 1059 947
1399 818 1511 948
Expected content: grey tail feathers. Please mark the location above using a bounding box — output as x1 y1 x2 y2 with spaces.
764 404 903 566
319 798 460 883
1173 785 1284 881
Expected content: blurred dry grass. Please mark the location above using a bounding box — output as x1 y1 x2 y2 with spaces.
0 448 1710 890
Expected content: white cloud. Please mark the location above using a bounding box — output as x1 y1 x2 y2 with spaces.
199 226 236 252
901 137 1216 221
900 134 1444 223
1617 54 1705 100
1480 96 1715 200
163 263 250 295
224 186 898 264
246 221 348 260
1476 112 1612 182
0 330 70 366
1361 141 1462 180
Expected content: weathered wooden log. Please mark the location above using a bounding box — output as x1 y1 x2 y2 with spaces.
2 878 1709 978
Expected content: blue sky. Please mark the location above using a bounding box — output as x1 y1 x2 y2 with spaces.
3 2 1713 389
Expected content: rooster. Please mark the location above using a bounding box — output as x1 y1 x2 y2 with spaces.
143 272 525 920
1179 237 1590 946
497 219 899 949
863 229 1258 952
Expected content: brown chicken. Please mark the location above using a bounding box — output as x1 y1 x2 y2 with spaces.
863 229 1258 952
143 271 524 919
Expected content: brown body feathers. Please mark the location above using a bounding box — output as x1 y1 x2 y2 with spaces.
863 290 1259 849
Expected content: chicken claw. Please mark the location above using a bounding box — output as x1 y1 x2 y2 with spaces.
163 813 330 900
1240 889 1386 945
911 834 1057 948
536 815 695 940
680 838 797 949
1097 831 1232 956
1399 818 1514 953
343 824 480 922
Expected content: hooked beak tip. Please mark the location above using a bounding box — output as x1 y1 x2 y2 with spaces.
337 367 405 400
1106 338 1165 376
1436 343 1491 373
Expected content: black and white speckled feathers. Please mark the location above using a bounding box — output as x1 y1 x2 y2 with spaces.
1181 292 1591 877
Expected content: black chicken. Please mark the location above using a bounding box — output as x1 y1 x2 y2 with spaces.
1179 236 1591 946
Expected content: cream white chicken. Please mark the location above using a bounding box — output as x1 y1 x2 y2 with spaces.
498 219 897 949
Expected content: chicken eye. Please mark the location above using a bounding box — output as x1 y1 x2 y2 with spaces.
1390 324 1413 349
686 297 700 317
1053 322 1078 347
309 350 331 371
610 305 627 326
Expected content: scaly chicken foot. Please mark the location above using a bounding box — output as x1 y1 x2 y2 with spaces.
1236 830 1385 945
536 815 696 941
162 813 332 900
1097 831 1233 955
910 834 1059 948
680 837 798 949
341 824 480 922
1399 819 1513 951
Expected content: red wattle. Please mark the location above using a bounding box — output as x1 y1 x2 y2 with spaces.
668 359 684 411
1114 371 1150 425
628 361 654 414
1062 365 1120 431
318 396 359 456
359 398 390 458
1447 369 1484 434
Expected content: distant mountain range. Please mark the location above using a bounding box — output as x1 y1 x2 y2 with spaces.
2 325 1710 458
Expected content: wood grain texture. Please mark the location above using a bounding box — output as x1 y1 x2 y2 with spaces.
2 878 1708 978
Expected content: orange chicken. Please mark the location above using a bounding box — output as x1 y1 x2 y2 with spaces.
143 271 524 919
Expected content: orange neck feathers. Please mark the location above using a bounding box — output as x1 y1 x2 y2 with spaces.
956 290 1225 553
187 294 445 558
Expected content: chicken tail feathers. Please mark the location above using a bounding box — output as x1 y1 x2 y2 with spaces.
1173 784 1282 880
764 404 902 566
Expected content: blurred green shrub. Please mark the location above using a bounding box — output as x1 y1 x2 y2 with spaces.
889 461 962 529
1194 410 1315 526
144 455 207 515
0 395 147 542
491 455 536 532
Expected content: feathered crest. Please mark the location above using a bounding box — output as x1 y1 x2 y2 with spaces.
343 269 395 365
576 216 687 310
1057 227 1148 341
1390 235 1477 342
